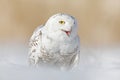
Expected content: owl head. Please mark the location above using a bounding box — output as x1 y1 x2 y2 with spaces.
45 13 78 37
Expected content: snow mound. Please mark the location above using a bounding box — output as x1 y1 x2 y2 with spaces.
0 43 120 80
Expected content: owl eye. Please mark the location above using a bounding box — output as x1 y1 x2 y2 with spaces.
59 20 65 24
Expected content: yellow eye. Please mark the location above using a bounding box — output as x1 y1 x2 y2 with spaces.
59 20 65 24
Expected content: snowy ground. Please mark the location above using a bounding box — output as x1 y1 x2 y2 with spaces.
0 42 120 80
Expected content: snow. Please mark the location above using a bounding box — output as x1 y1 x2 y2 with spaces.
0 42 120 80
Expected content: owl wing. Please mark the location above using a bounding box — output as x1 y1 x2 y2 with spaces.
29 25 44 64
69 36 80 68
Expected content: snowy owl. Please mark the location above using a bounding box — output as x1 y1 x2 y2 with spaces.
29 13 80 69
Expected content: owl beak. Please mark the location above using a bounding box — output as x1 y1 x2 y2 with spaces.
61 29 72 37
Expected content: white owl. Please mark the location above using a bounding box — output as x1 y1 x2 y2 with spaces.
29 13 80 69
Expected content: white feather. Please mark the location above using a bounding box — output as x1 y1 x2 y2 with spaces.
29 13 80 69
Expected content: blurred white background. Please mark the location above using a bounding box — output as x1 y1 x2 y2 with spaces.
0 0 120 80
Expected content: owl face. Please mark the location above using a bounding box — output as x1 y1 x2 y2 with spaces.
45 13 78 37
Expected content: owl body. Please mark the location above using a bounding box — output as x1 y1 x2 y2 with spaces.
29 13 80 69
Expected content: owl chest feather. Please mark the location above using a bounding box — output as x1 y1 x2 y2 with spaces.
41 34 77 55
